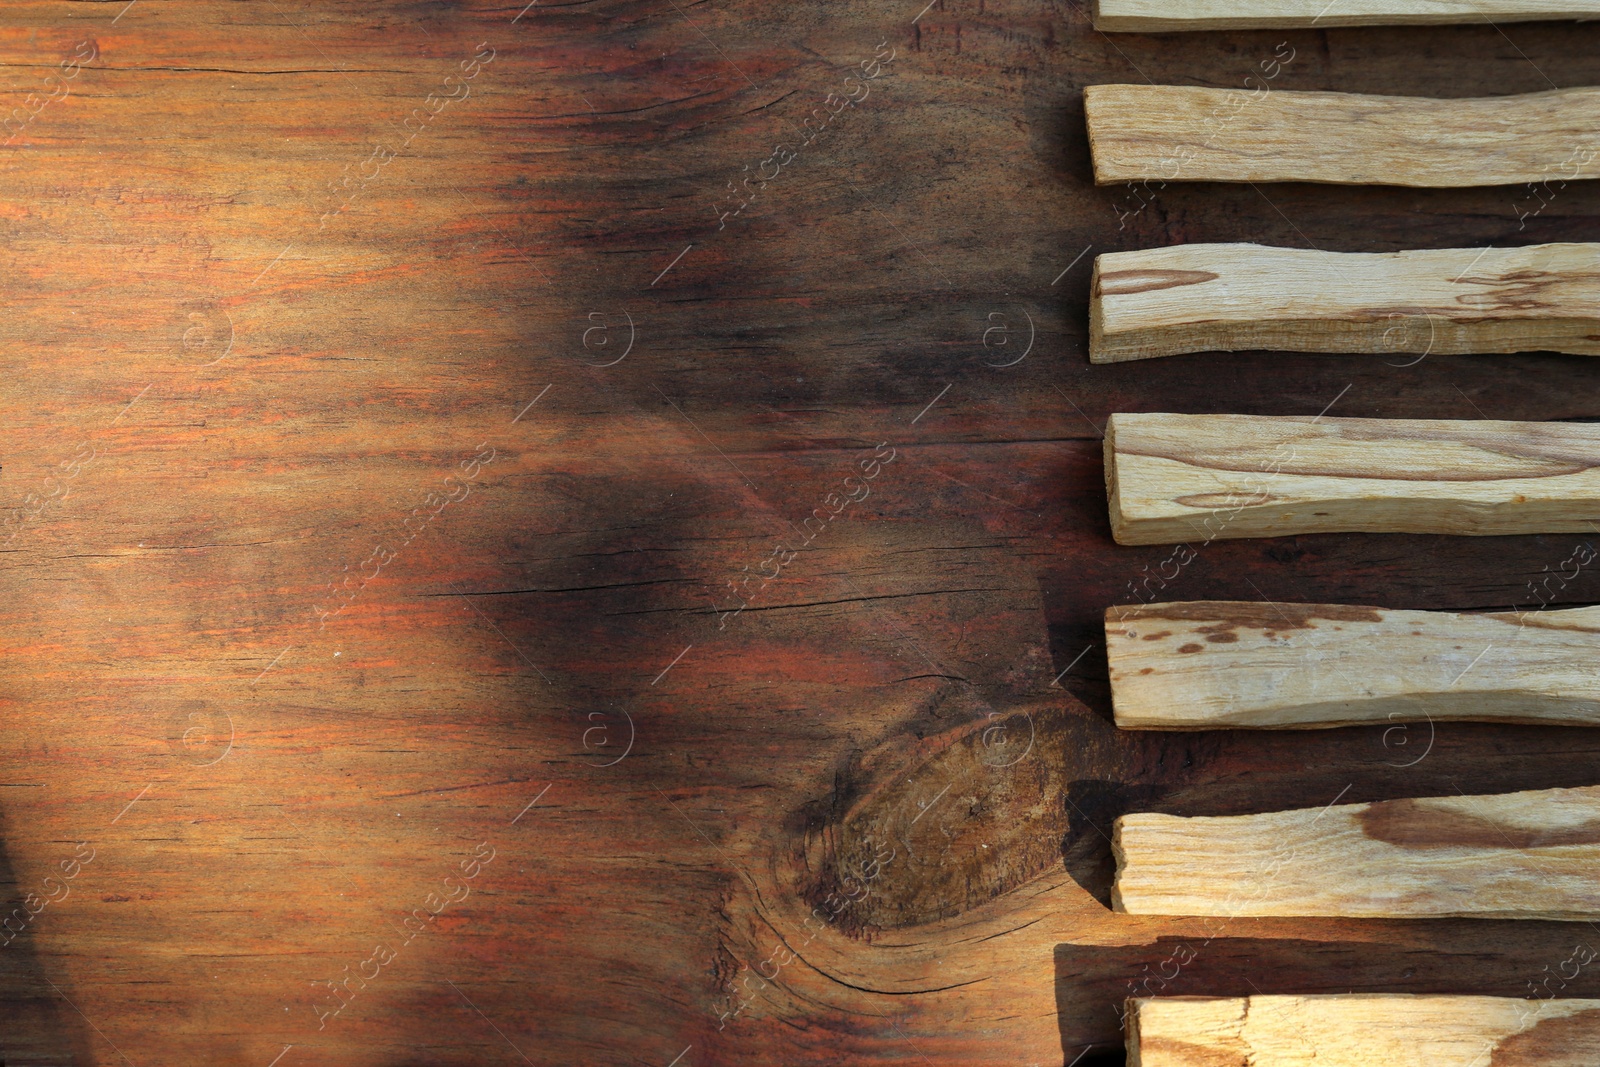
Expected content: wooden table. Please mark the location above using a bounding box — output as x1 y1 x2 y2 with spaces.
1 2 1598 1064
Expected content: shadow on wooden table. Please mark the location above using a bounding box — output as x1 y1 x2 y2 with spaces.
0 815 93 1065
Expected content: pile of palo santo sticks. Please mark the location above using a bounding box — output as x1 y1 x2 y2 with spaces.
1080 2 1600 1063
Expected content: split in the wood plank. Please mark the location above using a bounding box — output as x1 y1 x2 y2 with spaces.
1127 994 1600 1067
1095 0 1600 31
1105 412 1600 545
1106 600 1600 729
1085 84 1600 187
1090 242 1600 363
1114 783 1600 919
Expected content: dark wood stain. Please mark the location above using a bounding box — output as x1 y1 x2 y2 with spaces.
1136 1035 1246 1066
1177 643 1204 653
1098 268 1220 297
1485 610 1600 634
1109 602 1386 631
1359 796 1600 850
1455 269 1600 315
1490 1007 1600 1065
1342 267 1600 320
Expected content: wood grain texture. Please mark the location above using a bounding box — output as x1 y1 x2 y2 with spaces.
1085 83 1600 187
1114 784 1600 919
1106 600 1600 729
1127 994 1600 1067
1106 412 1600 545
1094 0 1600 31
1090 242 1600 363
1 1 1600 1065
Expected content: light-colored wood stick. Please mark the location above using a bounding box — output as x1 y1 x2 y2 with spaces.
1090 242 1600 364
1127 994 1600 1067
1085 83 1600 187
1095 0 1600 32
1107 600 1600 729
1105 412 1600 546
1114 784 1600 919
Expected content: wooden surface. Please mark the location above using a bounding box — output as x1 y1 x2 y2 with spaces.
1106 601 1600 729
1107 412 1600 545
1114 784 1600 920
1086 84 1600 187
1090 242 1600 363
2 3 1600 1066
1093 0 1600 31
1126 994 1600 1066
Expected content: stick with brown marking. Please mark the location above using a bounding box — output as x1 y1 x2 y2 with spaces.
1090 243 1600 364
1095 0 1600 31
1114 784 1600 919
1105 412 1600 545
1085 84 1600 187
1106 600 1600 729
1126 994 1600 1067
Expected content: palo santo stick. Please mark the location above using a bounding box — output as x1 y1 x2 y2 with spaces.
1113 784 1600 919
1106 600 1600 729
1104 412 1600 545
1089 242 1600 364
1084 83 1600 187
1127 995 1600 1067
1096 0 1600 32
